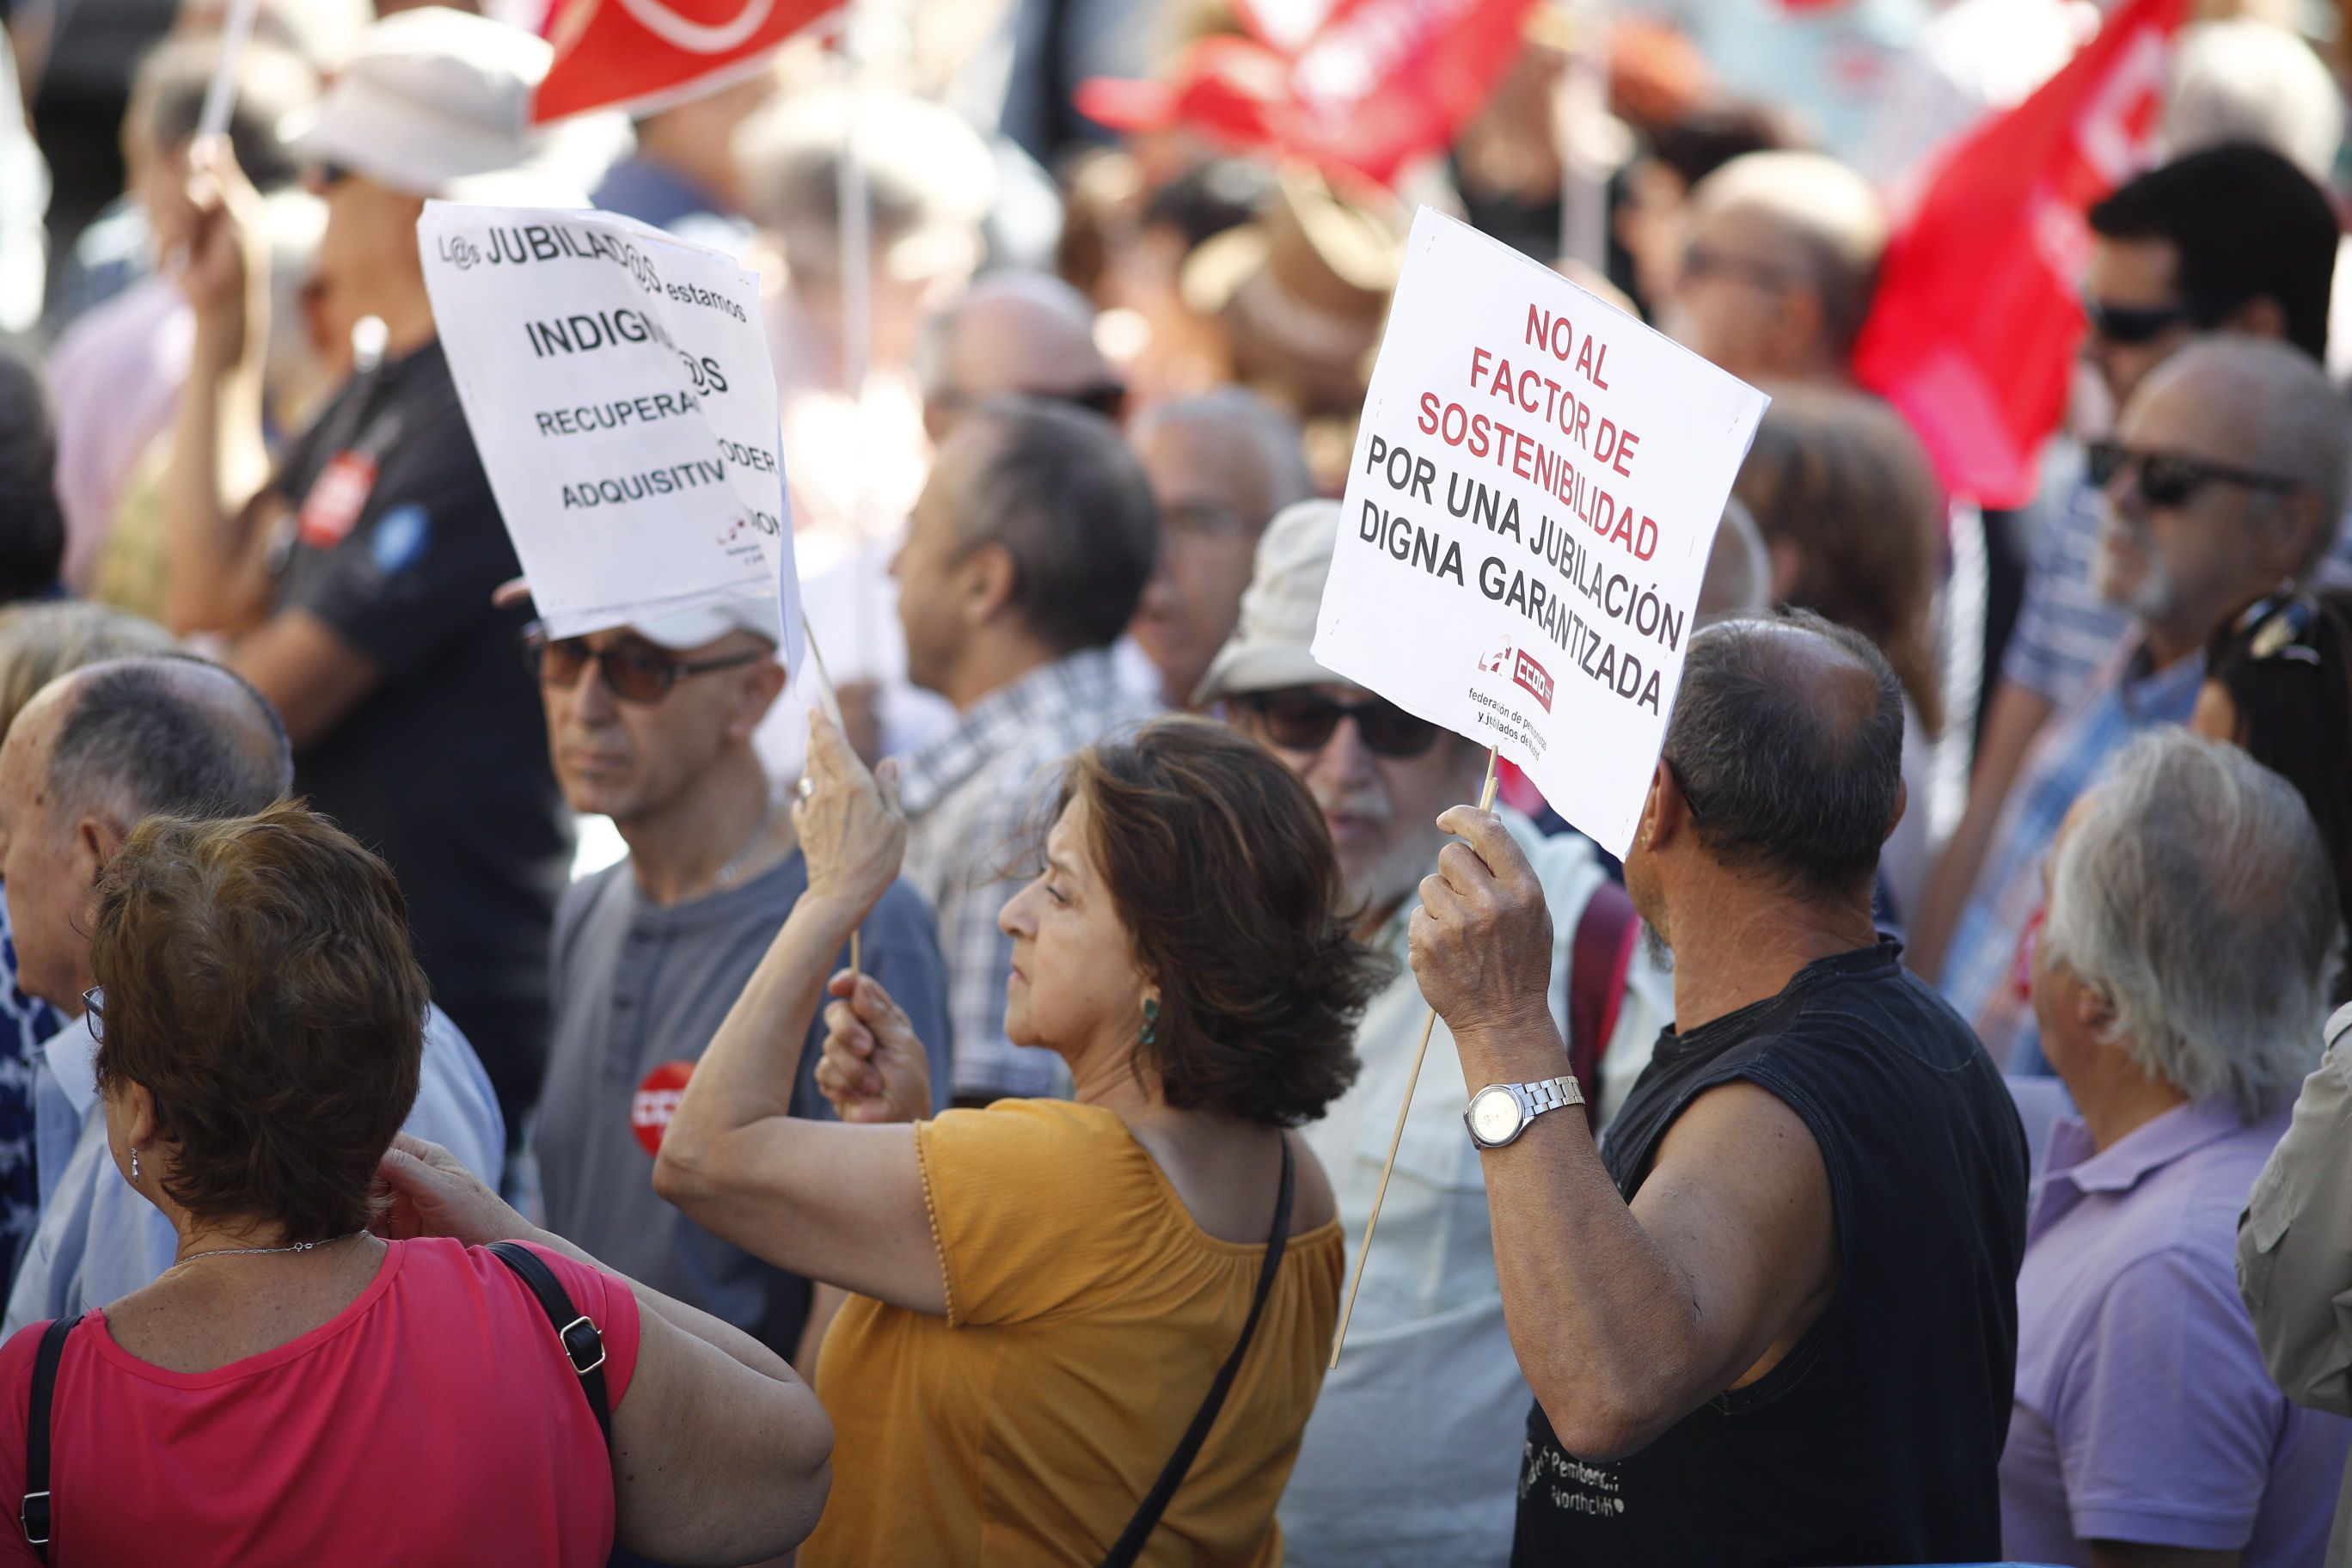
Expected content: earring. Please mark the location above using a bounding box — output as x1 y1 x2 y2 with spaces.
1140 997 1161 1047
130 1147 140 1182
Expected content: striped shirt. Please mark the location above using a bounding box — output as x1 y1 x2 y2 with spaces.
898 650 1161 1101
1944 640 2203 1065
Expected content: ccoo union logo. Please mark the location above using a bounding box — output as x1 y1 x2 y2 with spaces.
1512 649 1555 712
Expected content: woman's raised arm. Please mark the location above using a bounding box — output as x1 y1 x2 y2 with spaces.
653 711 949 1314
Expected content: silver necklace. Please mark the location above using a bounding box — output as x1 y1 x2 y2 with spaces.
174 1231 364 1266
714 786 785 888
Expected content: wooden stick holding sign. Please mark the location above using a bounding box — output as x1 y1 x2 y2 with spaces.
798 622 861 981
1329 745 1499 1369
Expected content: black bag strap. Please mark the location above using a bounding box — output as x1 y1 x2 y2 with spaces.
1099 1138 1295 1568
20 1312 82 1563
488 1241 611 1452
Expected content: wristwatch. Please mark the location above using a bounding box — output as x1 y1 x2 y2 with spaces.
1464 1075 1584 1148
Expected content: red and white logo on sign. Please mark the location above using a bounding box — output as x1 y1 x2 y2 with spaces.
1477 640 1512 674
297 451 378 550
631 1059 697 1157
1511 649 1554 713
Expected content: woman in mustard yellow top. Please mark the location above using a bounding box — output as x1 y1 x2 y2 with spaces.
658 714 1387 1565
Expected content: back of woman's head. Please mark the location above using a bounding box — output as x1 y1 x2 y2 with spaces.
1059 717 1384 1127
1731 388 1944 734
91 801 427 1241
2207 589 2352 996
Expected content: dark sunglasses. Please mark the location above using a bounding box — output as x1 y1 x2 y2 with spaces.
2079 293 2223 346
1242 690 1443 758
524 630 763 705
2084 439 2301 510
1679 242 1797 292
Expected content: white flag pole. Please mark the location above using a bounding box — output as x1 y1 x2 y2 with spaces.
195 0 265 144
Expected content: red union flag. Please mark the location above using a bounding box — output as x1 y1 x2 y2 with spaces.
533 0 842 125
1852 0 2190 507
1076 0 1536 189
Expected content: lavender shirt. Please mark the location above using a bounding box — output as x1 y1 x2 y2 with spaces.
2001 1099 2352 1565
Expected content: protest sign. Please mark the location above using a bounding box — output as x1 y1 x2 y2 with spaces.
418 203 804 675
1313 209 1767 858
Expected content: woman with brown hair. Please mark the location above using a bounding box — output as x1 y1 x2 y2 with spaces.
655 712 1385 1565
0 803 831 1566
1732 387 1946 923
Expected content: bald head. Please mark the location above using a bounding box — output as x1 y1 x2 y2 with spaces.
0 655 291 1009
44 656 291 824
1679 152 1887 373
1132 388 1314 528
925 272 1113 427
2130 334 2352 575
1660 609 1904 900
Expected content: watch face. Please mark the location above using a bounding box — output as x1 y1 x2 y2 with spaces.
1469 1087 1522 1145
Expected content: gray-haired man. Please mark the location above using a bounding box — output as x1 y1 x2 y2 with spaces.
0 655 502 1332
1410 609 2028 1566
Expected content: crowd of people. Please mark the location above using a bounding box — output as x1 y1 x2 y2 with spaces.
0 0 2349 1565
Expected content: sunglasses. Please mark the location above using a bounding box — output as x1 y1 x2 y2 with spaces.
1241 690 1443 758
1679 242 1797 293
2084 439 2301 511
524 631 764 705
2079 293 2226 346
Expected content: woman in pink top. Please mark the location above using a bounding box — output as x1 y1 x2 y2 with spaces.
0 804 831 1566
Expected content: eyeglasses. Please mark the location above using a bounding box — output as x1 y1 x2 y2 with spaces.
2084 439 2302 511
1163 499 1253 542
1679 242 1797 293
1661 754 1707 824
928 380 1130 426
1241 690 1444 758
524 630 765 705
2080 293 2223 346
83 987 104 1044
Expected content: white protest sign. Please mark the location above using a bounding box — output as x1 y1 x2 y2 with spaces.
1314 210 1767 857
418 203 804 675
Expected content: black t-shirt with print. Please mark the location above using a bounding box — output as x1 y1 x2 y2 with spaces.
271 339 569 1130
1512 941 2029 1567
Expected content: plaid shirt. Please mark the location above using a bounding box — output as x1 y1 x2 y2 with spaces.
898 649 1161 1100
1944 638 2202 1065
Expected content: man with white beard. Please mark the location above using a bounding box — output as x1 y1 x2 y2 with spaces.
1199 499 1673 1565
1939 334 2352 1065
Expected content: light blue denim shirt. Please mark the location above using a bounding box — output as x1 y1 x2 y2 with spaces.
2 1002 503 1334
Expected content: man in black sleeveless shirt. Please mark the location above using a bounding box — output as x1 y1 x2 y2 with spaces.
1410 609 2027 1566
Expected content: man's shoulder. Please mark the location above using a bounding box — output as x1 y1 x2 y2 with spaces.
555 860 632 942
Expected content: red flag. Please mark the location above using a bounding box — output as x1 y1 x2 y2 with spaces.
532 0 842 125
1851 0 2190 507
1076 0 1538 189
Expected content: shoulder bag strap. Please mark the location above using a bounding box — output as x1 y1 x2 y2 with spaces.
1099 1139 1295 1568
487 1240 612 1451
20 1312 82 1563
1568 879 1641 1130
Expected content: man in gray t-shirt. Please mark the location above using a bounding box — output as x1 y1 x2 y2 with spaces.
528 594 950 1357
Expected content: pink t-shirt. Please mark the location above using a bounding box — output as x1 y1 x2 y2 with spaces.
0 1236 640 1566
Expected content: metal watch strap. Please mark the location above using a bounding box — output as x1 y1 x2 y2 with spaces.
1523 1075 1584 1115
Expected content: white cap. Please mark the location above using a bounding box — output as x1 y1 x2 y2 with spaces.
279 7 585 202
1193 499 1343 703
628 594 784 653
